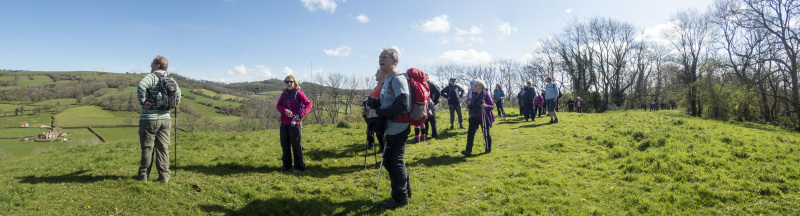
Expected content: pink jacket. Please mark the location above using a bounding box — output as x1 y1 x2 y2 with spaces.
276 89 312 125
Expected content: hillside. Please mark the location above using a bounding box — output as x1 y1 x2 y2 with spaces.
0 109 797 215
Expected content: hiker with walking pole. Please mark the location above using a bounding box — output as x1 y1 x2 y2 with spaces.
133 55 181 184
362 69 385 168
276 75 312 173
367 48 412 209
461 79 494 156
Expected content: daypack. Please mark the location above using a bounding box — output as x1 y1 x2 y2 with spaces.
282 89 305 114
546 83 562 100
389 68 430 126
154 73 179 110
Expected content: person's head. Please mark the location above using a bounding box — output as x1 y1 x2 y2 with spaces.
284 75 300 90
570 96 574 100
541 89 546 94
379 48 399 74
495 84 502 90
577 96 581 100
545 76 553 83
374 69 385 83
150 55 168 72
526 81 531 87
449 78 456 86
473 79 486 92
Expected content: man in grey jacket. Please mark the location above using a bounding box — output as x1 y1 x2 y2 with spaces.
368 48 412 209
133 55 181 184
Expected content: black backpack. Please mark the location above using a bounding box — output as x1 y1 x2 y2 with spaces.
154 73 179 110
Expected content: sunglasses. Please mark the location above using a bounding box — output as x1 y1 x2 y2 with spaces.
284 81 294 83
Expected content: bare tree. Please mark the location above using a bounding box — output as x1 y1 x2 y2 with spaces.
665 8 715 116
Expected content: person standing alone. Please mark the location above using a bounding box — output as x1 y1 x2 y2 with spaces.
276 75 312 172
133 55 181 184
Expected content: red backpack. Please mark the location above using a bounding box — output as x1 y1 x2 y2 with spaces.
390 68 430 126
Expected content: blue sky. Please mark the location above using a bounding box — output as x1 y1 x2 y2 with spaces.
0 0 713 83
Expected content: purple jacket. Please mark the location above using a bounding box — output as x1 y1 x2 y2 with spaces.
534 94 544 106
467 89 495 128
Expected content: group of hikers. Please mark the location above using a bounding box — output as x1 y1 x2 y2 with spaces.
644 101 677 111
130 50 569 210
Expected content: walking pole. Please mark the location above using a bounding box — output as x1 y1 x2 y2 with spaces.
481 108 487 150
372 121 390 204
174 106 178 175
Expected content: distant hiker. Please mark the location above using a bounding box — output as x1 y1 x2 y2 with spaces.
493 84 506 119
522 81 535 121
576 97 583 113
133 55 182 184
462 79 494 156
517 87 524 114
535 89 545 118
412 80 441 143
276 75 312 173
367 48 411 209
567 97 575 112
544 76 560 123
363 69 385 153
440 78 465 129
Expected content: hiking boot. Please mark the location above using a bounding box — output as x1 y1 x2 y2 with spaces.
450 125 454 130
549 119 555 123
555 118 559 123
377 199 408 209
460 150 472 156
459 124 465 129
157 178 169 184
132 175 147 181
367 142 375 149
278 167 291 172
485 149 491 154
409 139 420 144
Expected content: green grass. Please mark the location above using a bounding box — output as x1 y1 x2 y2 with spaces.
0 128 100 157
0 75 54 87
0 109 798 215
55 106 138 127
184 90 242 108
0 112 54 128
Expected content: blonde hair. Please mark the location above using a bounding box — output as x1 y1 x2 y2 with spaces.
285 75 301 90
496 84 502 90
152 55 168 70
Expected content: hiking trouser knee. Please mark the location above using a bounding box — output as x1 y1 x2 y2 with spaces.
449 103 463 125
280 124 305 171
138 119 171 180
383 127 411 203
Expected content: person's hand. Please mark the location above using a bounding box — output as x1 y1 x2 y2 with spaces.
481 104 487 108
368 109 378 118
293 115 300 121
284 110 293 117
143 101 152 109
365 105 371 111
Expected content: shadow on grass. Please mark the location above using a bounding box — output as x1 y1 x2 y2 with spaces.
306 143 366 160
181 162 365 179
433 129 467 141
517 122 547 129
16 170 124 184
199 197 377 216
408 154 466 167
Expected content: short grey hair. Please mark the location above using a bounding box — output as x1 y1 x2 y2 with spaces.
473 79 487 89
382 47 400 61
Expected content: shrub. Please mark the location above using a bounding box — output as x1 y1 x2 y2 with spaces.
336 120 352 128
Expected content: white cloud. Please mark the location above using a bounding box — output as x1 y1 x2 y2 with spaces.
521 53 535 62
454 36 465 43
415 14 450 33
470 36 484 43
283 66 294 76
323 45 351 57
639 21 678 45
566 9 573 13
94 66 103 72
226 64 249 76
498 21 517 37
438 49 493 64
255 65 272 78
301 0 337 13
355 14 369 23
456 25 483 35
440 37 449 44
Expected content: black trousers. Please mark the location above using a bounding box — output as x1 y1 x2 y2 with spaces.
383 127 412 203
414 112 437 138
448 103 463 126
568 105 573 112
466 117 491 153
280 124 305 171
496 100 506 117
523 102 534 120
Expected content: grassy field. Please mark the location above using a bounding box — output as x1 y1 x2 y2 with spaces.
0 127 100 157
55 106 138 127
194 88 244 102
0 109 798 215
